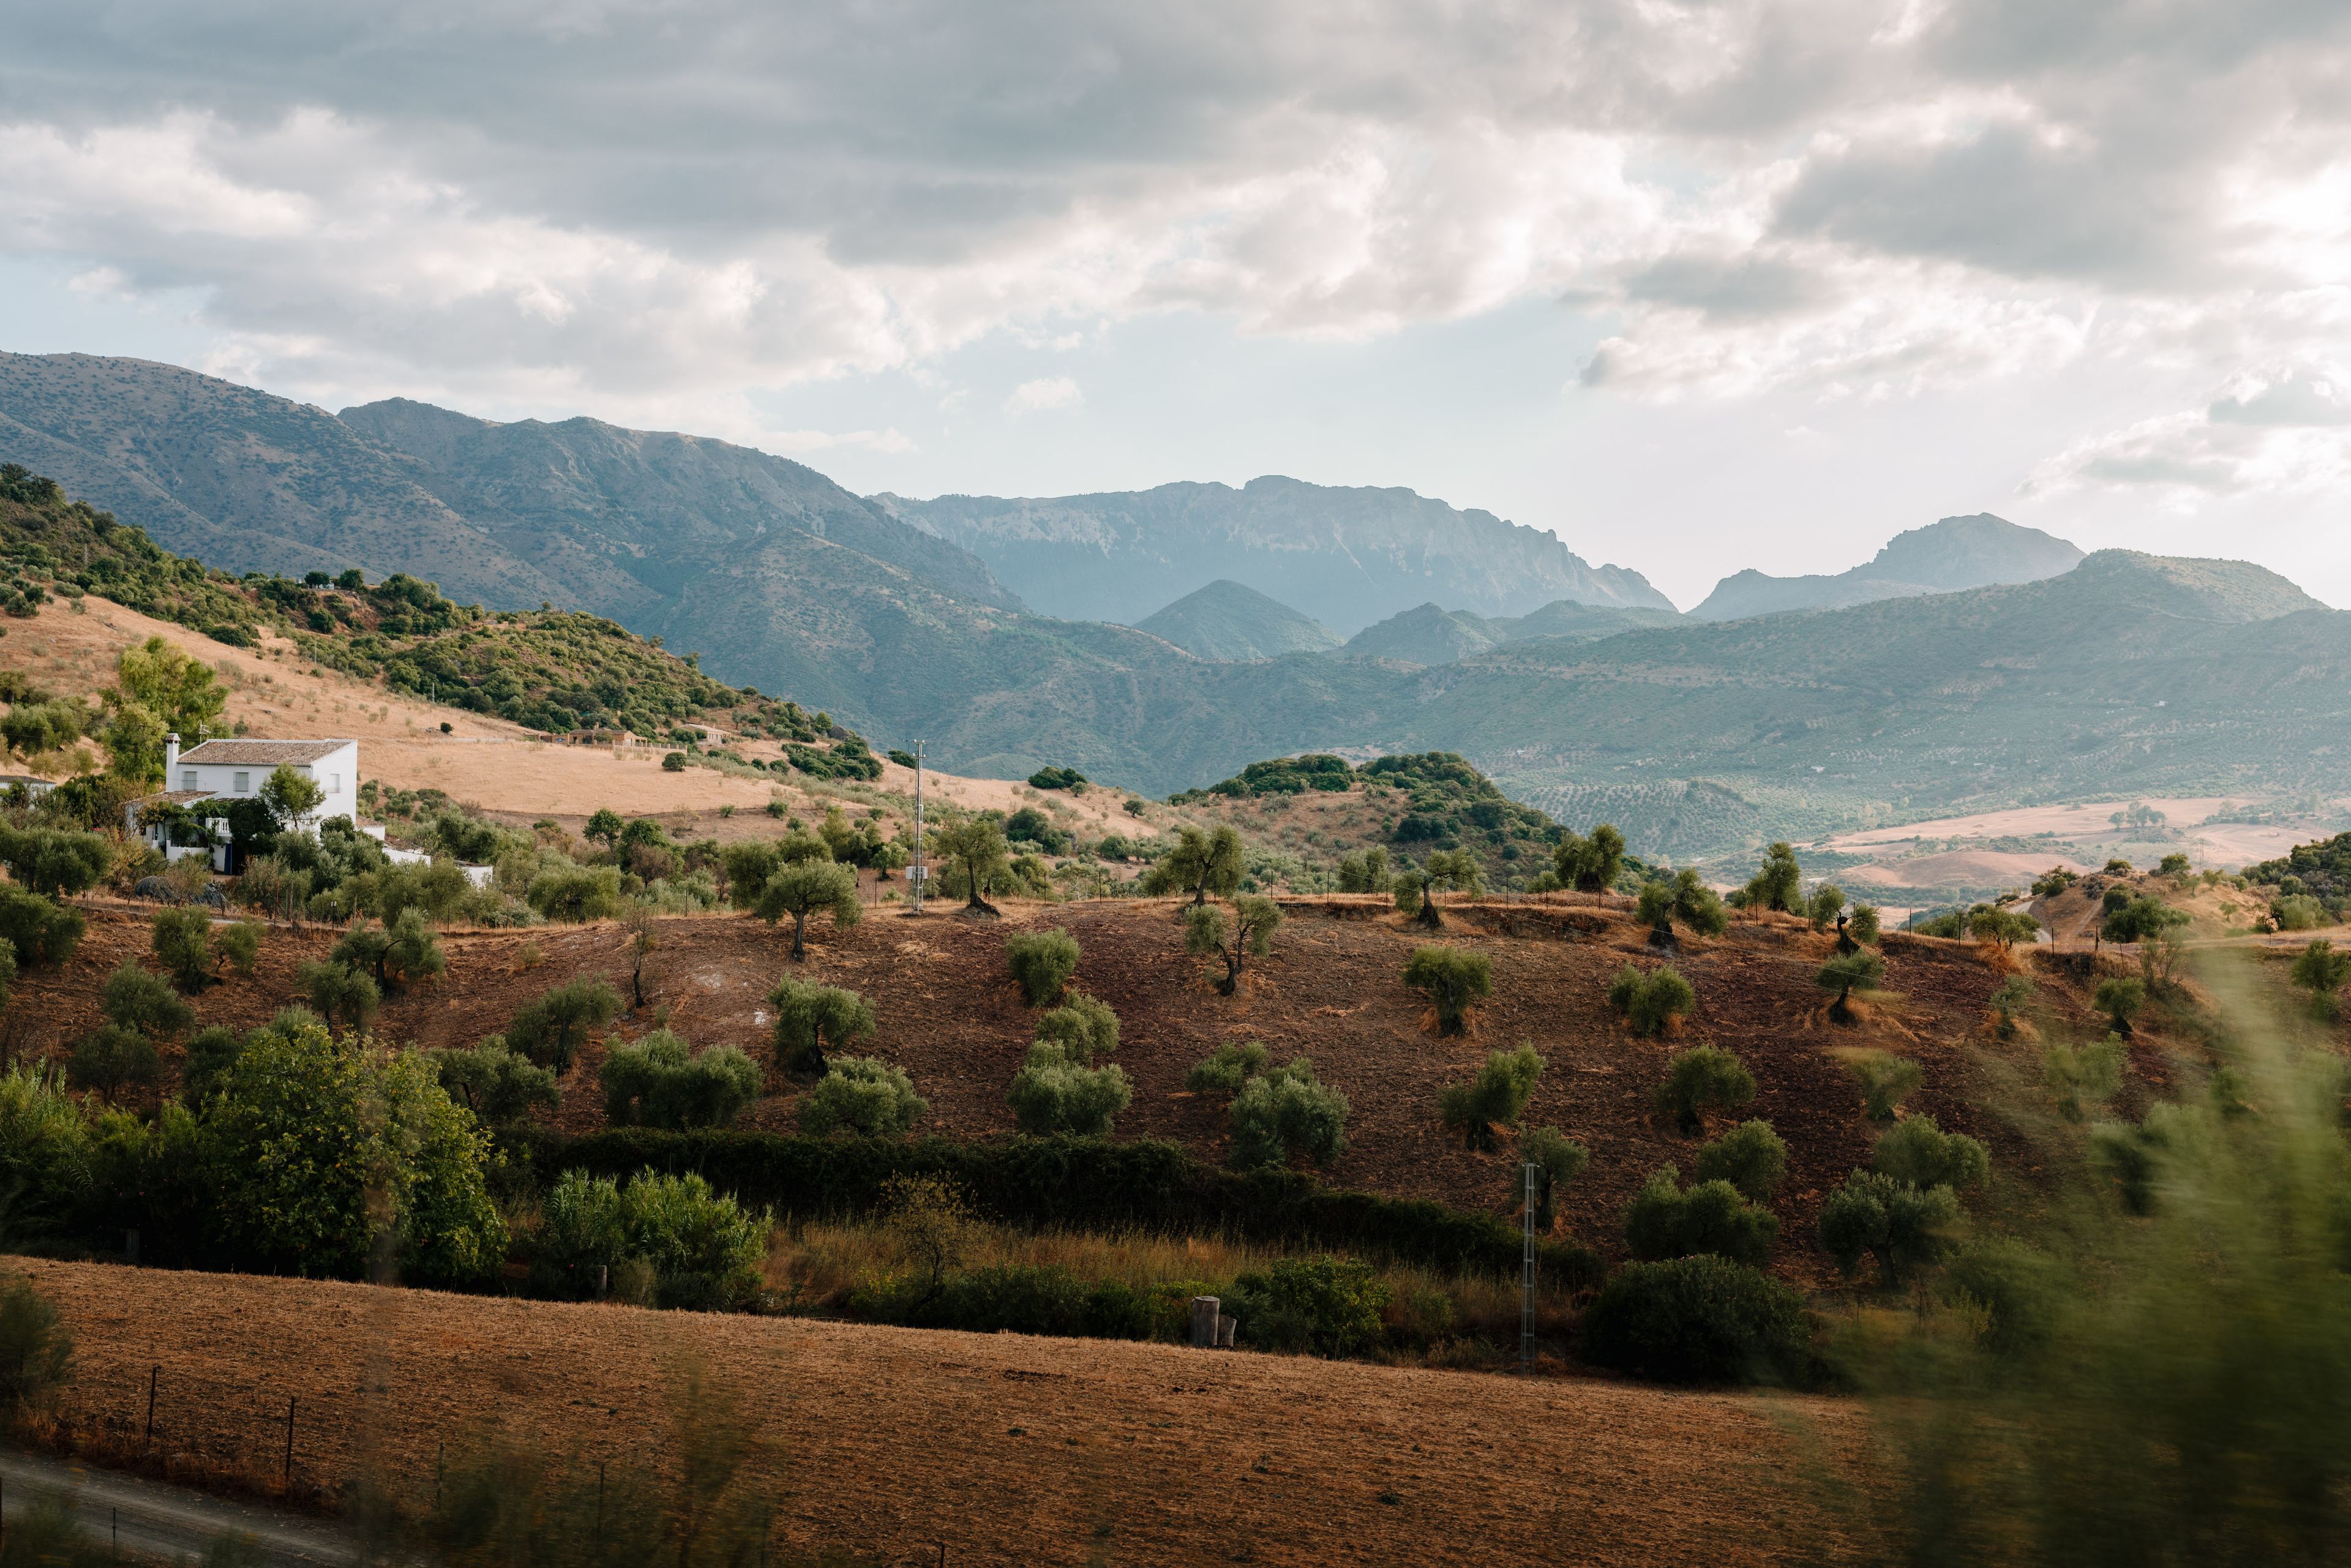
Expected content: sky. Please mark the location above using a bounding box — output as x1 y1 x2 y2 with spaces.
2 0 2348 610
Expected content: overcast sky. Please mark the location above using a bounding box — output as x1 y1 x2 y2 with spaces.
3 0 2347 609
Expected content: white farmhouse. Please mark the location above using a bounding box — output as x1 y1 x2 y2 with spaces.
128 735 361 867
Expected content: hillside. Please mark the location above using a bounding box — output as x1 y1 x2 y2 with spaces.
1342 598 1684 666
1132 579 1341 661
18 1259 1870 1567
1691 514 2085 621
875 475 1675 632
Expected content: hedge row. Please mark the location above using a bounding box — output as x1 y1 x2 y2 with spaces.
532 1131 1600 1288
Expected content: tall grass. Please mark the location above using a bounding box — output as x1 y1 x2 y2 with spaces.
1852 958 2351 1566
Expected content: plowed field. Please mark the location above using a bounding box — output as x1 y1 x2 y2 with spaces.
13 895 2126 1262
15 1259 1878 1566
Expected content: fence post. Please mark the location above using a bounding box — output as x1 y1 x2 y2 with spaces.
282 1396 296 1484
144 1365 157 1446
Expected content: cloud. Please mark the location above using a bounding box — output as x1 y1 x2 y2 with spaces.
765 427 917 454
2025 364 2351 501
1005 377 1082 415
0 0 2345 444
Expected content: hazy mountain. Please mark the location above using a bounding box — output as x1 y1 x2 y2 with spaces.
1690 513 2085 621
872 475 1675 634
0 351 576 608
1133 580 1341 661
1343 599 1685 666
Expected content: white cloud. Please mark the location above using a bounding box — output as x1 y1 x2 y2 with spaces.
765 427 917 454
1004 376 1082 415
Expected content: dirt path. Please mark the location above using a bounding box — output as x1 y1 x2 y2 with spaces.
0 1450 358 1566
16 1259 1879 1567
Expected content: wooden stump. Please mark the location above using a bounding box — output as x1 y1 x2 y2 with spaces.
1190 1296 1220 1349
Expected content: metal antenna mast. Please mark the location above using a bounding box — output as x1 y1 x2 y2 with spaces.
909 740 927 914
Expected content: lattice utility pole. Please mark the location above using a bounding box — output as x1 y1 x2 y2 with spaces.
908 740 927 915
1521 1161 1538 1375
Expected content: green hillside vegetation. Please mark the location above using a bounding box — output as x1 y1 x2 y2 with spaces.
1133 579 1342 661
0 463 838 747
1340 599 1683 666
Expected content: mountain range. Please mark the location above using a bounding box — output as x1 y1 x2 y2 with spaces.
1690 513 2085 620
874 477 1673 634
5 350 2345 858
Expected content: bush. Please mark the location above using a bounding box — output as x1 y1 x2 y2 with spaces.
1035 992 1119 1064
2274 894 2327 932
600 1030 762 1130
768 975 876 1075
428 1038 560 1128
1848 904 1882 945
1517 1125 1589 1231
1583 1255 1808 1385
1817 951 1885 1018
1402 945 1492 1035
1989 975 2034 1037
66 1024 161 1101
532 1168 767 1309
1808 882 1847 931
1006 1043 1131 1135
798 1056 927 1137
1228 1059 1349 1171
213 917 262 977
526 864 626 923
507 977 623 1072
1186 1040 1270 1093
2093 975 2147 1035
1847 1050 1922 1121
1006 928 1081 1007
181 1024 244 1108
1228 1255 1389 1356
0 887 81 967
100 961 194 1038
2044 1034 2126 1120
1638 870 1728 939
1820 1169 1962 1284
1607 962 1695 1036
1874 1114 1991 1191
296 959 380 1030
2290 938 2350 1009
1438 1043 1545 1151
1692 1119 1788 1201
151 906 217 990
1653 1045 1756 1133
0 825 110 898
0 1275 73 1414
1624 1165 1779 1264
381 907 447 989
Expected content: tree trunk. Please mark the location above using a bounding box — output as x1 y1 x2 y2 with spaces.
790 910 808 960
1216 950 1240 996
1417 897 1444 931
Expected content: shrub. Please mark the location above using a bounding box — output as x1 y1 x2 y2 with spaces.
0 1276 73 1414
799 1056 928 1137
0 825 110 898
213 917 263 977
2290 939 2350 1018
1035 992 1119 1064
101 961 195 1038
1846 1050 1922 1121
1228 1255 1389 1356
381 907 447 989
534 1168 767 1310
1938 1238 2062 1358
181 1024 244 1108
1968 907 2041 951
1653 1045 1756 1134
1187 1040 1270 1093
66 1024 161 1101
1517 1125 1589 1231
2044 1034 2126 1120
1807 882 1847 931
767 975 877 1076
1006 1043 1131 1135
1403 945 1492 1036
1608 962 1695 1037
1638 870 1728 940
1438 1043 1545 1151
296 959 381 1030
1228 1059 1349 1171
429 1038 560 1128
151 906 217 991
1624 1165 1779 1265
600 1030 762 1130
1848 904 1882 945
1392 869 1423 919
507 977 623 1072
1989 975 2034 1037
2274 894 2327 932
1875 1114 1991 1191
1817 951 1885 1019
1583 1255 1808 1385
2093 975 2147 1035
1820 1169 1962 1284
1692 1119 1788 1201
526 863 626 923
0 888 81 967
1006 928 1081 1007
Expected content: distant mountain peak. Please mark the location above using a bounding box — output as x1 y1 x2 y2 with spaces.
1692 512 2085 622
1133 579 1341 661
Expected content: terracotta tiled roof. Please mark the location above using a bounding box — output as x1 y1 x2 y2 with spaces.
176 739 353 766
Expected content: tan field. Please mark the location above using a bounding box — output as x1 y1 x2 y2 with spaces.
1825 796 2344 875
17 1258 1877 1567
1 594 1158 841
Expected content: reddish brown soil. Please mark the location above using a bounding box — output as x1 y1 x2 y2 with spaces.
17 1258 1880 1567
16 895 2140 1270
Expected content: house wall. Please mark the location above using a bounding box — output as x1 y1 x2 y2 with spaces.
170 743 361 831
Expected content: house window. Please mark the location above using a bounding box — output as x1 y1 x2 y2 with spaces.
328 773 340 793
181 770 197 790
233 771 250 793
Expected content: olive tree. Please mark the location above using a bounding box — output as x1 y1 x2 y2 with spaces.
1553 824 1625 893
1438 1043 1545 1151
1741 842 1802 913
1817 951 1886 1022
931 817 1010 915
770 975 877 1075
1145 824 1245 907
1403 945 1493 1036
756 860 861 959
1186 896 1282 996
